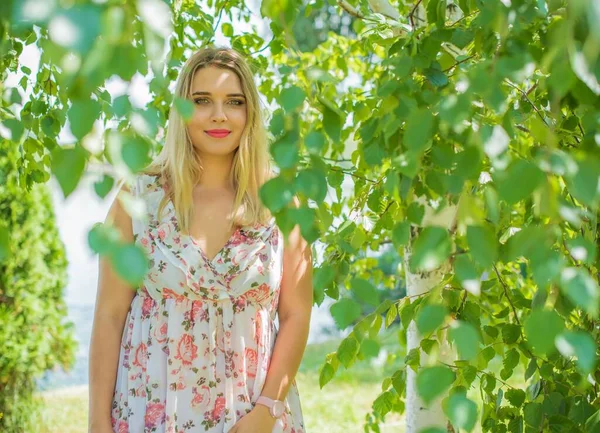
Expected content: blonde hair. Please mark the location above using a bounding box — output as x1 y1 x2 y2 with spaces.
142 46 274 233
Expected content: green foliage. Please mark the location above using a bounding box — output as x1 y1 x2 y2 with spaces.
3 0 600 431
0 142 76 432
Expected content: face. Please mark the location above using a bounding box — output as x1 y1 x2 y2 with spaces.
186 65 247 157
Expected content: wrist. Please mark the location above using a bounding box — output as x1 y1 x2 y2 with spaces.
254 404 276 419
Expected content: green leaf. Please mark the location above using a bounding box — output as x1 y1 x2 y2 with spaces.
319 362 335 389
295 168 328 202
280 85 306 112
444 391 478 432
505 388 526 408
330 298 362 329
400 300 416 328
49 5 101 54
392 221 410 249
270 131 300 169
321 102 343 143
501 323 521 345
556 331 597 374
121 136 152 173
524 309 565 355
565 157 600 208
449 321 480 361
259 176 294 212
313 264 335 307
2 118 24 142
222 22 233 36
405 347 421 373
424 67 448 87
260 0 290 21
350 278 380 307
407 202 425 225
466 225 497 268
174 96 195 121
416 304 447 336
109 243 149 286
337 335 360 368
453 254 481 296
94 175 115 199
566 236 597 265
385 304 398 328
112 94 132 118
417 366 455 406
523 402 543 429
304 130 326 154
494 159 545 205
409 227 452 272
404 108 435 152
68 98 101 139
372 391 395 417
586 409 600 433
360 338 380 359
559 267 600 318
51 146 87 197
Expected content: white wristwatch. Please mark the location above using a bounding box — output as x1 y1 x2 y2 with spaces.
256 395 285 419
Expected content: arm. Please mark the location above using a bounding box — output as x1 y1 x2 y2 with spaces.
88 183 137 432
258 213 314 404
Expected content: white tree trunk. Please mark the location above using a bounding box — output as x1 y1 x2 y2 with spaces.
403 199 457 432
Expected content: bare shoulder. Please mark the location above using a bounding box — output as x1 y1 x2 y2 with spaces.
104 180 134 244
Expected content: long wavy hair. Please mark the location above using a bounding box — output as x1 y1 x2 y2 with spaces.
142 46 273 233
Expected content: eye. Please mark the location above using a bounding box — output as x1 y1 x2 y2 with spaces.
193 98 244 106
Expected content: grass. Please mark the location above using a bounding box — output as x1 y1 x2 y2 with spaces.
36 329 405 433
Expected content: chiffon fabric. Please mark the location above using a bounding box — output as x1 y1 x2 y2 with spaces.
110 173 305 433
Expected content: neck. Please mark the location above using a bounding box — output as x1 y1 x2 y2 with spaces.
195 151 236 191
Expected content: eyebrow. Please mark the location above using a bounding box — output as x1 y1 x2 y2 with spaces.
191 91 246 98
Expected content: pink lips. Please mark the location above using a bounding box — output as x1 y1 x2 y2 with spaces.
205 129 231 138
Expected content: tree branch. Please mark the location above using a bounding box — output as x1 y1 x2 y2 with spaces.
337 0 365 19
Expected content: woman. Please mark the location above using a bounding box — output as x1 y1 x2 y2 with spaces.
88 47 313 433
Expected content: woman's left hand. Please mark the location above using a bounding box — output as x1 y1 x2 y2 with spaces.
229 405 277 433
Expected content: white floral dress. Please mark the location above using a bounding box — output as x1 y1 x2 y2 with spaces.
110 173 306 433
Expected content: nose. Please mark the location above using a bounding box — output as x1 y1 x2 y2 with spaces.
210 103 227 122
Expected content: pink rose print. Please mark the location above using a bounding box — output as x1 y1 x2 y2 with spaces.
116 420 128 433
153 322 168 344
244 283 270 303
140 236 155 254
254 312 262 345
162 287 186 305
191 385 211 408
191 300 204 321
245 347 258 378
232 248 249 266
145 402 166 428
158 228 166 240
212 396 226 420
229 230 247 247
281 412 289 430
141 296 153 316
175 334 198 366
132 343 147 370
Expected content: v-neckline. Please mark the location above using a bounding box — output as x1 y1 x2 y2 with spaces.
158 174 243 267
189 226 242 265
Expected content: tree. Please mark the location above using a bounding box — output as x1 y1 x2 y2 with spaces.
0 141 76 432
2 0 600 431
